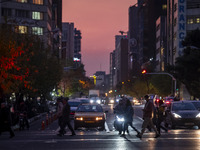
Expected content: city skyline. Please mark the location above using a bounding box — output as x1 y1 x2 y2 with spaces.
63 0 137 76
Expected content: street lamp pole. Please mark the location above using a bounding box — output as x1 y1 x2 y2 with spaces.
145 72 176 96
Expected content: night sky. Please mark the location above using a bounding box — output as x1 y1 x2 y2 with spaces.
63 0 137 76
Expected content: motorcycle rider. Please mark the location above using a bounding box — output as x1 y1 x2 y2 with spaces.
18 101 29 130
114 99 126 135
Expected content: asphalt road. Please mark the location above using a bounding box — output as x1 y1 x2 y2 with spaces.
1 104 200 150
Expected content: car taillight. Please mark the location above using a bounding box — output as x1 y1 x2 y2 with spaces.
166 101 170 104
70 112 75 115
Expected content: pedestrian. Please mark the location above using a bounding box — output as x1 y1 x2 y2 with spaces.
124 98 140 135
0 102 15 138
56 97 64 133
57 97 76 136
136 95 160 139
156 100 168 134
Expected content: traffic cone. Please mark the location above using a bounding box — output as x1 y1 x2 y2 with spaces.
41 121 45 130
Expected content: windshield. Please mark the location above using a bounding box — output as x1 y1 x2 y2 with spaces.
68 102 81 107
172 103 197 111
191 102 200 109
77 105 103 112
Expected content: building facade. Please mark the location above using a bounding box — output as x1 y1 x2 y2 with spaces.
62 22 74 61
167 0 200 66
0 0 53 47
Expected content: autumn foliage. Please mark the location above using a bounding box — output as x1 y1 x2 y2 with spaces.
0 42 31 94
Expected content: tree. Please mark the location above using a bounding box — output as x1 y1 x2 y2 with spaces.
0 25 63 102
0 26 31 99
174 29 200 98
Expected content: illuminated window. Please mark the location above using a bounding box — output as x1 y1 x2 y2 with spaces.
32 12 43 20
33 0 43 5
32 27 43 35
196 18 200 23
162 4 167 10
187 19 193 24
15 26 27 34
16 0 28 3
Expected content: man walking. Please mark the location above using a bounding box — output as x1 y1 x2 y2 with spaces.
0 102 15 138
57 97 76 136
136 95 160 139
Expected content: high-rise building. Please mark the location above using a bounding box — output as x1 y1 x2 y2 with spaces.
155 16 167 72
0 0 53 48
74 28 82 64
113 37 128 87
109 50 115 90
167 0 200 66
128 4 140 77
62 22 74 60
62 23 82 65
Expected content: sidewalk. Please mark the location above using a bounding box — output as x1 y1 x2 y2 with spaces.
12 112 47 130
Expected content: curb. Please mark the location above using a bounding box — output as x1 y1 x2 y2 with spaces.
12 112 47 130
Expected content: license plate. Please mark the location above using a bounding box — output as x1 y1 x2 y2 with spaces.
185 123 194 125
85 121 95 123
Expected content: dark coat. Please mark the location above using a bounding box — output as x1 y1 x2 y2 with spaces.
61 103 71 121
125 105 134 122
143 100 154 118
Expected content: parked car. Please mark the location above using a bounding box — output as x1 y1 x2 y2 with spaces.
74 103 106 130
165 101 200 129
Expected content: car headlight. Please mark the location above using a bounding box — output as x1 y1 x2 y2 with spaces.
196 113 200 118
110 100 114 103
173 113 181 118
97 100 101 104
96 117 103 120
75 117 83 121
116 116 125 122
90 100 94 103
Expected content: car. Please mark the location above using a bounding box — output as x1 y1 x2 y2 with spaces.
89 97 101 104
74 103 106 130
165 101 200 129
189 101 200 110
164 97 175 105
68 98 90 119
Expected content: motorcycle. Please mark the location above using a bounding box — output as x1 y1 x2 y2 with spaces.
19 111 29 130
114 114 126 133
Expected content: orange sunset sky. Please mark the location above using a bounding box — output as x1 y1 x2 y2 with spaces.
63 0 137 76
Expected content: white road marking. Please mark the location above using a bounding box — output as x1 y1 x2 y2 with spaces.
105 122 110 133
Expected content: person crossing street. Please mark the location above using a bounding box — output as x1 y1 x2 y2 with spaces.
136 95 160 139
57 97 76 136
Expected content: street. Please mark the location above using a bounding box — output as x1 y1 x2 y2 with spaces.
1 104 200 150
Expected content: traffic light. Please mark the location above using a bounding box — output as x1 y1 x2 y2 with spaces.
142 69 147 74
